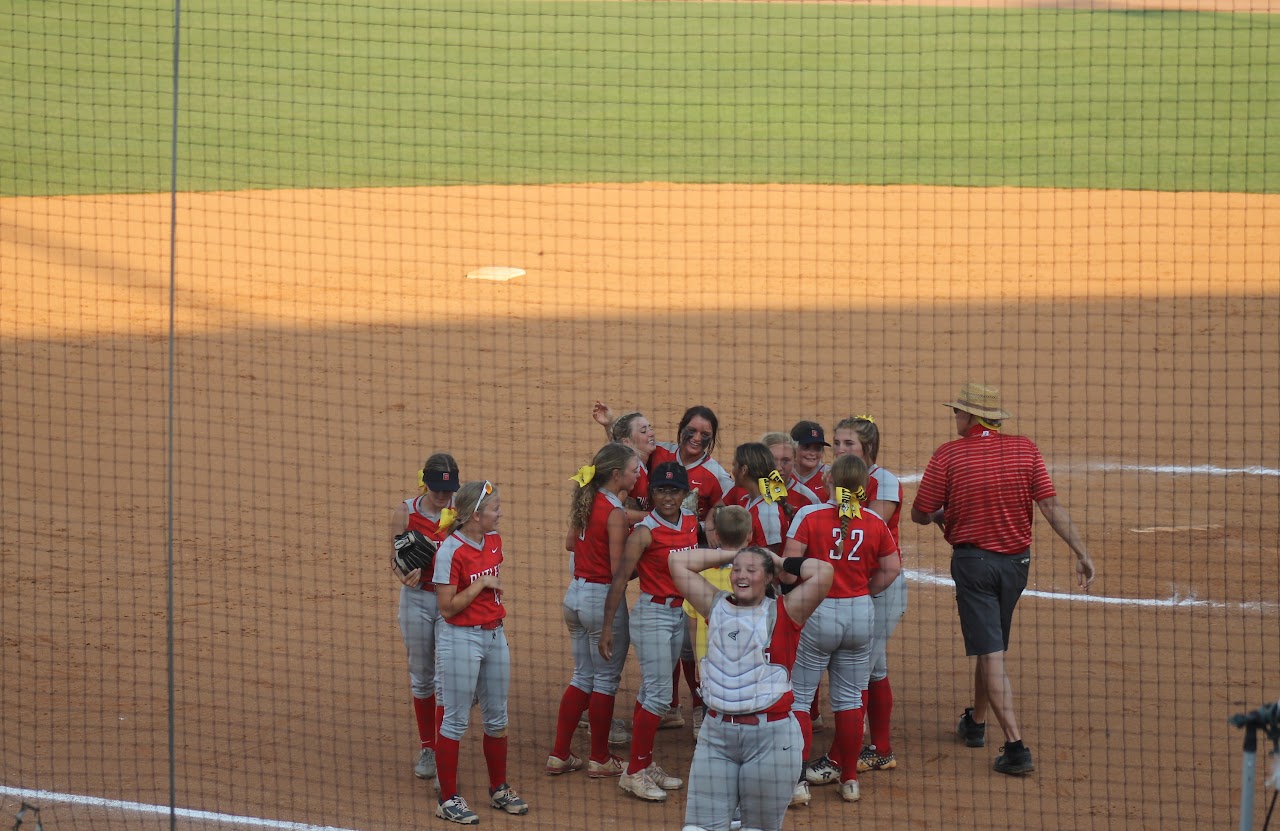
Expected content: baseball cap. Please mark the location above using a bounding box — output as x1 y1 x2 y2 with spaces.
422 468 461 492
790 420 830 447
649 461 690 492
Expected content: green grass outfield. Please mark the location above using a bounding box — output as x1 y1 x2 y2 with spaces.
2 0 1277 196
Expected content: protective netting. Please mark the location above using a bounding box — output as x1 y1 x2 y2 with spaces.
2 2 1279 830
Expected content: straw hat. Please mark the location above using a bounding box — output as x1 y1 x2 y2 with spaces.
946 382 1012 420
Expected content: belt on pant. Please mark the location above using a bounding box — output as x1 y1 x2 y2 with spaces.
460 620 502 630
418 583 436 593
648 595 684 608
707 709 789 726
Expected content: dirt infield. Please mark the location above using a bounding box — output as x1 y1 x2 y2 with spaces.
2 183 1279 830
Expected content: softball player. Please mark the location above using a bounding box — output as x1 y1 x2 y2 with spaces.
599 461 699 802
670 546 834 831
390 452 461 782
432 480 529 824
785 455 901 805
547 443 641 777
592 403 658 515
832 415 906 774
788 421 830 506
730 442 794 554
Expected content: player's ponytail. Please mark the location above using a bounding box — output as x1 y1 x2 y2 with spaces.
450 480 496 535
830 455 869 555
735 442 795 522
568 442 638 533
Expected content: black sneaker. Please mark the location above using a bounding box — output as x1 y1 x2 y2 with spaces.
993 743 1035 775
957 708 986 748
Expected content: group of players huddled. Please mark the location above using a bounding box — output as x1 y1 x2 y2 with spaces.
391 402 908 830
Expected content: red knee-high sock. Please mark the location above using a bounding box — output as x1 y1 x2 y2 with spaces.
413 696 435 749
810 681 822 718
551 685 591 759
434 704 445 747
795 711 813 762
483 733 509 792
867 677 894 755
436 736 461 800
670 664 681 709
833 708 865 783
628 703 662 774
681 658 703 707
588 691 617 762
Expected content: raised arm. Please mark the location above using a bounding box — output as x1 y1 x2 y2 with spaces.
770 550 833 624
669 547 738 620
591 400 616 439
1036 496 1096 588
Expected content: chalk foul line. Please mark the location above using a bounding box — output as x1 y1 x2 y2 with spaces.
0 784 358 831
905 568 1276 612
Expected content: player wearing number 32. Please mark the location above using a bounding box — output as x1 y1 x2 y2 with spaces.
784 455 901 806
600 461 699 802
670 546 833 831
911 383 1096 777
432 480 529 825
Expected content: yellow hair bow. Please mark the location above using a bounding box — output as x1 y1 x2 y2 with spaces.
835 487 862 520
758 477 787 504
570 465 597 487
855 485 867 503
417 469 428 494
854 414 875 424
438 508 458 534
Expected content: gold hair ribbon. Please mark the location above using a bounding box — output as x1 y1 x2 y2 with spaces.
570 465 597 487
417 470 428 494
767 469 790 503
438 508 457 534
854 414 875 424
855 485 867 503
835 487 862 520
758 478 780 504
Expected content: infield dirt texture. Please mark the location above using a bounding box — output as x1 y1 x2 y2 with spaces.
2 1 1278 830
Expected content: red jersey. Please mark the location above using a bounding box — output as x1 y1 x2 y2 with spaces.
404 495 452 542
786 502 896 598
573 490 626 583
628 458 651 512
864 464 904 548
722 485 749 508
403 495 453 592
914 425 1055 556
653 443 733 520
433 530 506 627
633 508 699 598
746 495 789 549
787 465 829 507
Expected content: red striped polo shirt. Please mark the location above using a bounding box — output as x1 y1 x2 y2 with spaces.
914 425 1056 556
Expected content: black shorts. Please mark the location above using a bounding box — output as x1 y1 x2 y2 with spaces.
950 546 1030 656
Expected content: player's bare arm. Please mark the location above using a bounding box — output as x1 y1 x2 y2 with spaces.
867 551 903 596
436 574 498 619
669 547 737 619
769 551 833 624
599 525 649 660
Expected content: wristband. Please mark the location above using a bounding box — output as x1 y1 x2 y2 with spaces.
782 557 804 578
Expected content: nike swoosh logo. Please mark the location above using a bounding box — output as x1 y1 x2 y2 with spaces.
783 746 793 751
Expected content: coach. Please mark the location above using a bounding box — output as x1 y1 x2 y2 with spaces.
911 383 1096 776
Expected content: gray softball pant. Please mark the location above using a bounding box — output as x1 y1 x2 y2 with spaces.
562 577 630 696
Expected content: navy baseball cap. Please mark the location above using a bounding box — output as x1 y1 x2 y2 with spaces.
650 461 690 492
791 421 830 447
422 468 460 492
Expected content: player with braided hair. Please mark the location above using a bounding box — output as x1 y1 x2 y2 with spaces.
390 452 461 782
432 479 529 824
728 442 794 554
784 455 901 806
832 415 907 774
547 442 641 778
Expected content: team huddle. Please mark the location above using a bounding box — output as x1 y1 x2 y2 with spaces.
389 384 1097 830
